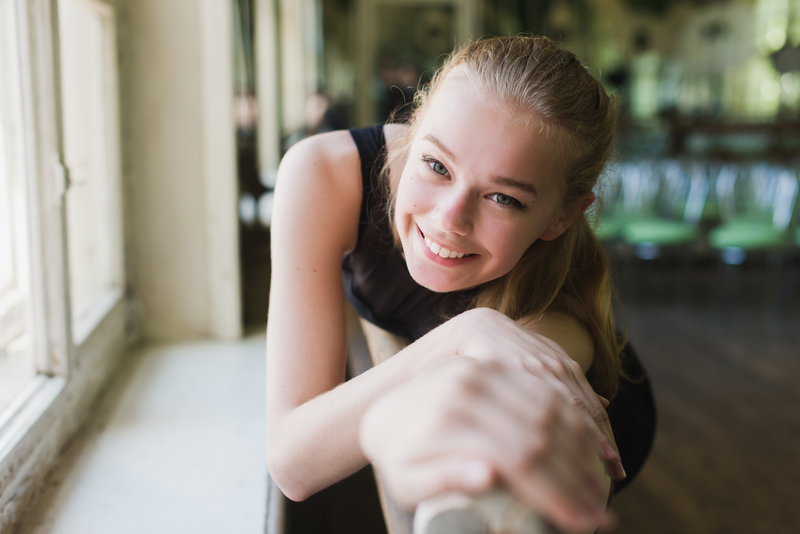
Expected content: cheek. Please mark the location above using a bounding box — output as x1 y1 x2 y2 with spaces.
395 177 421 233
397 176 430 216
483 220 540 262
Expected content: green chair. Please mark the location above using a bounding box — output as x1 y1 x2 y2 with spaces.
619 159 709 259
709 165 798 259
708 165 799 315
605 159 710 304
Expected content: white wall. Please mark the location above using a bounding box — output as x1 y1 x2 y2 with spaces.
120 0 242 341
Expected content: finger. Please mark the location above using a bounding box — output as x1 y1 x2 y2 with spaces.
502 329 625 480
438 365 604 502
500 413 608 533
528 368 616 468
476 383 607 509
565 392 625 481
549 359 622 469
561 365 623 479
476 364 600 470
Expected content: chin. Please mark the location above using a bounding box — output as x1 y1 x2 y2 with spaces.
404 258 479 294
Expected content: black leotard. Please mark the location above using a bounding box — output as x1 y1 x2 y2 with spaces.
344 125 656 494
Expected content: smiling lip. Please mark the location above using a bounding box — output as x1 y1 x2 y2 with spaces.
417 226 478 265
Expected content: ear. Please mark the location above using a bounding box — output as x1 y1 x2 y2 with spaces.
539 192 595 242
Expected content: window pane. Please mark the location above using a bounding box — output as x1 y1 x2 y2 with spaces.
59 0 123 324
0 0 37 414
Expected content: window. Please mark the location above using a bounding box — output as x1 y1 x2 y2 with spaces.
1 0 129 528
58 0 124 342
0 0 37 416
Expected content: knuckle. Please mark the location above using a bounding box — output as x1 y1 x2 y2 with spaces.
550 360 566 377
598 410 611 428
591 404 610 423
583 397 604 417
569 359 583 374
569 395 586 412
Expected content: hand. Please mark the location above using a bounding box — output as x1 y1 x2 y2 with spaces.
360 356 610 533
449 308 625 482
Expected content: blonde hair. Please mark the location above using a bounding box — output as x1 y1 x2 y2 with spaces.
382 36 625 399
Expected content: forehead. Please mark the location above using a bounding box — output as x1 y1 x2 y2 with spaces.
415 81 563 192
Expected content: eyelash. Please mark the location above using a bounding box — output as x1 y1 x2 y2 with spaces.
421 156 525 211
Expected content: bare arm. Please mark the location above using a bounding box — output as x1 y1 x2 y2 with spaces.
266 131 620 503
266 131 459 500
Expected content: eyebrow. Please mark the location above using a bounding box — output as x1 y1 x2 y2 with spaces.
422 134 455 160
491 176 538 198
422 133 538 198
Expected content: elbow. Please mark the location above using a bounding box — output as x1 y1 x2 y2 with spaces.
266 445 314 502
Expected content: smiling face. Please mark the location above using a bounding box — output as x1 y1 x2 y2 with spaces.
394 80 574 293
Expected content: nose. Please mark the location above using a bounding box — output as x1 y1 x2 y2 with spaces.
435 188 473 235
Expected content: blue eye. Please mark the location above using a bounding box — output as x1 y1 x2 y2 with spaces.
489 193 523 209
423 157 449 176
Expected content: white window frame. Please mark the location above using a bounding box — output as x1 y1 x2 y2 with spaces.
58 0 125 347
0 0 38 415
0 0 131 529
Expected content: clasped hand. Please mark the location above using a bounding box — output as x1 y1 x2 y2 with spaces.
359 308 624 533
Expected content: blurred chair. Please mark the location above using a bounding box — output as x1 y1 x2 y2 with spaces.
612 159 709 304
708 164 799 315
619 159 709 259
709 164 798 254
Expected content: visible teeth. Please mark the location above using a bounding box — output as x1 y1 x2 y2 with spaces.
424 231 468 259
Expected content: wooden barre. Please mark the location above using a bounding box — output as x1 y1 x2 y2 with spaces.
414 491 558 534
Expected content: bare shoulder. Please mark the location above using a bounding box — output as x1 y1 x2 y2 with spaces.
384 122 409 149
520 311 595 374
273 130 362 254
279 130 361 188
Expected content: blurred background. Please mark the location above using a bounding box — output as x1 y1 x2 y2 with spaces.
237 0 800 326
232 1 800 533
1 0 799 532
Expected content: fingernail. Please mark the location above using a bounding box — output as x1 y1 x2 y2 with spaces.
604 445 617 460
617 463 627 479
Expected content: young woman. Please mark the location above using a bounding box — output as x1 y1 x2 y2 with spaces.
266 36 656 533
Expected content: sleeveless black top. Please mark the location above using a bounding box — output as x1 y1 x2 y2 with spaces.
342 125 478 340
343 125 656 494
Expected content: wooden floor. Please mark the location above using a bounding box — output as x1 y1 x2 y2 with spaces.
287 261 800 534
610 298 800 534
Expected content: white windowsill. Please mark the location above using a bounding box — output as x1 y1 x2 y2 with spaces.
71 286 124 347
0 374 66 474
17 335 269 534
